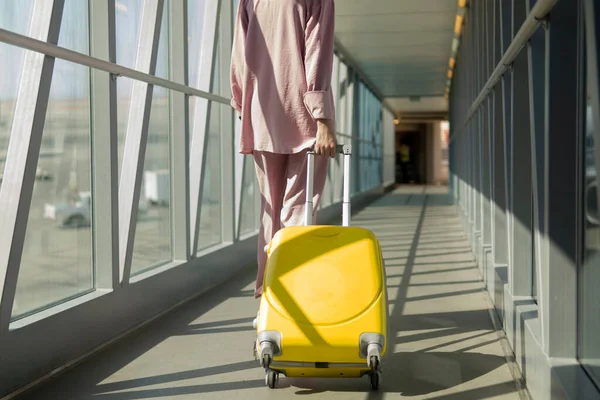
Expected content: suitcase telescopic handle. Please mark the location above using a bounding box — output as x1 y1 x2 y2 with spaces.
305 144 352 227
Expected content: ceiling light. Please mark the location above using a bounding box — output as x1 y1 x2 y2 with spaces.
454 14 463 35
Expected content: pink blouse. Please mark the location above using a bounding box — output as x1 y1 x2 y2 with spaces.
230 0 336 154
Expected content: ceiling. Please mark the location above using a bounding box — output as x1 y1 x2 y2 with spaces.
334 0 459 117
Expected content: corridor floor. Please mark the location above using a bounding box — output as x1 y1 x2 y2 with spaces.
18 186 526 400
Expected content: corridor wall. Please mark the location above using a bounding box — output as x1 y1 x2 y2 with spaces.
449 0 600 398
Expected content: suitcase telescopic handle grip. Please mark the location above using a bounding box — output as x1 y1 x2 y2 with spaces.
305 143 352 227
307 144 352 155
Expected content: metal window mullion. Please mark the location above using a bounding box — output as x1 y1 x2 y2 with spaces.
471 37 477 240
348 72 357 195
463 133 468 220
463 19 471 226
90 0 119 289
169 0 190 261
464 131 469 221
492 0 508 267
189 0 221 255
475 2 484 238
584 0 600 230
463 131 468 221
475 114 481 236
233 119 245 240
483 96 492 247
118 0 165 284
466 22 474 233
329 56 340 205
468 125 474 236
332 56 342 203
461 18 469 224
510 0 533 297
219 0 234 244
473 6 482 236
0 0 65 332
500 0 515 285
527 0 547 305
484 0 491 246
542 0 580 358
254 157 260 230
462 134 466 217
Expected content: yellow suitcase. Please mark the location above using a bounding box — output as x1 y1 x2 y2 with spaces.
254 145 388 390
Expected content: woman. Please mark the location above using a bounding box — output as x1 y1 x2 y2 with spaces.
230 0 337 323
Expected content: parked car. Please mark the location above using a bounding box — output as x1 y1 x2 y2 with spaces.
0 167 51 183
44 191 149 228
44 191 92 228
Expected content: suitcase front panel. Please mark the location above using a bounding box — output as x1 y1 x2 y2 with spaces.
257 224 388 369
264 225 384 326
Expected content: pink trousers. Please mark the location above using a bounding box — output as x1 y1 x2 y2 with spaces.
252 149 329 298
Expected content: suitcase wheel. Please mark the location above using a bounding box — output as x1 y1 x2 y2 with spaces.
369 355 382 390
261 353 272 368
370 370 382 390
265 369 279 389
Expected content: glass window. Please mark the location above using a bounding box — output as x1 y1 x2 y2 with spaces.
0 1 35 192
239 154 257 237
196 99 223 251
233 0 240 25
532 192 537 302
338 62 348 134
115 0 168 78
59 0 90 55
331 53 339 112
119 1 172 275
130 83 172 275
116 0 169 174
13 1 93 317
0 0 35 37
579 39 600 387
188 0 208 89
115 0 144 69
194 55 223 251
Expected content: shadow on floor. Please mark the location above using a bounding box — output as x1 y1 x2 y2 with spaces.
18 186 512 400
19 267 260 400
285 351 508 397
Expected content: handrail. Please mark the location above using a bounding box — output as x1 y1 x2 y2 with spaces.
0 28 231 105
451 0 557 142
0 27 395 135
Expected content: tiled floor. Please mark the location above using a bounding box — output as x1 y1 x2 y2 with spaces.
18 186 525 400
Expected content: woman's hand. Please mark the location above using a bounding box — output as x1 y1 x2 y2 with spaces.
315 119 337 158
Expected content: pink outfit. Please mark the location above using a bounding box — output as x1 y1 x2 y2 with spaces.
230 0 336 298
230 0 336 154
253 150 329 298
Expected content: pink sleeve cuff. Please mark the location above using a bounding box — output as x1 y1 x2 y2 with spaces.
231 97 241 112
303 90 334 121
